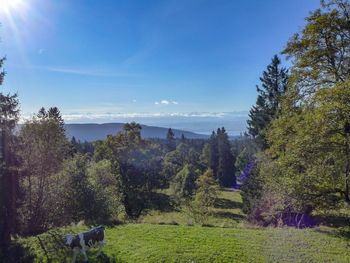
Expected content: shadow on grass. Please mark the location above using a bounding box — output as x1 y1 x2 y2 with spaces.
334 228 350 240
3 242 35 263
314 215 350 228
316 227 350 241
214 198 243 210
85 252 124 263
39 251 123 263
11 238 124 263
147 192 176 212
213 211 245 222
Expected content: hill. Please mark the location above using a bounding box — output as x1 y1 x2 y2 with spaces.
64 123 209 141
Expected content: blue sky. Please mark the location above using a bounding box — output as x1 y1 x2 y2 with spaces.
1 0 319 133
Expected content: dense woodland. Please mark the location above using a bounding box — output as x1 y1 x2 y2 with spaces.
0 0 350 261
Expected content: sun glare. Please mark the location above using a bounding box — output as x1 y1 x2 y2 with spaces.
0 0 23 14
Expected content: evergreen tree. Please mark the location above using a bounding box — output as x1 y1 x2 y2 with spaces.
0 57 20 258
71 136 77 146
0 57 5 86
242 1 350 225
181 133 186 143
217 128 236 187
207 131 218 176
195 169 219 209
201 129 236 187
166 128 176 151
171 164 198 200
247 55 288 149
190 169 219 224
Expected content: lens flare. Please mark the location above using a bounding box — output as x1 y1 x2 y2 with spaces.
0 0 23 14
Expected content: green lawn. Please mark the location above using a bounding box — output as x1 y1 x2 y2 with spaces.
139 189 245 228
19 224 350 263
18 190 350 263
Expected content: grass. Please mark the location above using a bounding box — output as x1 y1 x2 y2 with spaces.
18 189 350 263
19 224 350 263
139 189 245 228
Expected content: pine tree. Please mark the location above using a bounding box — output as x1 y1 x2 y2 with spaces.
0 57 5 86
0 57 20 258
180 134 186 143
191 169 219 224
166 128 176 151
247 55 288 149
201 129 236 187
217 128 236 187
207 131 218 176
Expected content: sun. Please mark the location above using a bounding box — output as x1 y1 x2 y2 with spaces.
0 0 23 14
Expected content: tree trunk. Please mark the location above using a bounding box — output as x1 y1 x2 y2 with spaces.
0 129 10 257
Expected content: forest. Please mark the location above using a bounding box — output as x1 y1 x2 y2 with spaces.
0 0 349 262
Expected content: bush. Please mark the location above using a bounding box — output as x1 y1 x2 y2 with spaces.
170 164 198 203
241 154 315 227
187 169 219 224
59 155 123 225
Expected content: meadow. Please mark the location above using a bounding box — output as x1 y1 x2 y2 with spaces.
18 190 350 263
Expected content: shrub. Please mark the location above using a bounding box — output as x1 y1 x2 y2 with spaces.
187 169 219 224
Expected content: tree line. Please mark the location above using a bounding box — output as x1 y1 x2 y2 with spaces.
241 0 350 227
0 86 238 259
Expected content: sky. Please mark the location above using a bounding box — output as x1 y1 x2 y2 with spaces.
0 0 320 134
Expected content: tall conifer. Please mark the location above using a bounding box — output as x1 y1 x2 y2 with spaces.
247 55 288 149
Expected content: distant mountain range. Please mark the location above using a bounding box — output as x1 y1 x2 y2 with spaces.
64 123 209 142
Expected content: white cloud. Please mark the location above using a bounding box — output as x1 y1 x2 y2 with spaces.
155 99 179 105
132 99 137 103
59 111 248 121
19 111 249 126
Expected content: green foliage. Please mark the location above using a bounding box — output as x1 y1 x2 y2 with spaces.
17 107 70 235
195 170 219 208
87 159 124 221
283 0 350 94
231 135 258 180
217 128 236 187
59 154 118 224
94 122 163 218
165 128 176 152
247 55 288 149
235 147 254 176
162 141 201 184
188 170 219 224
202 131 219 175
243 0 350 227
0 57 20 258
268 82 350 207
0 57 5 85
201 128 236 187
70 137 94 155
240 164 263 215
170 164 198 201
247 155 302 226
